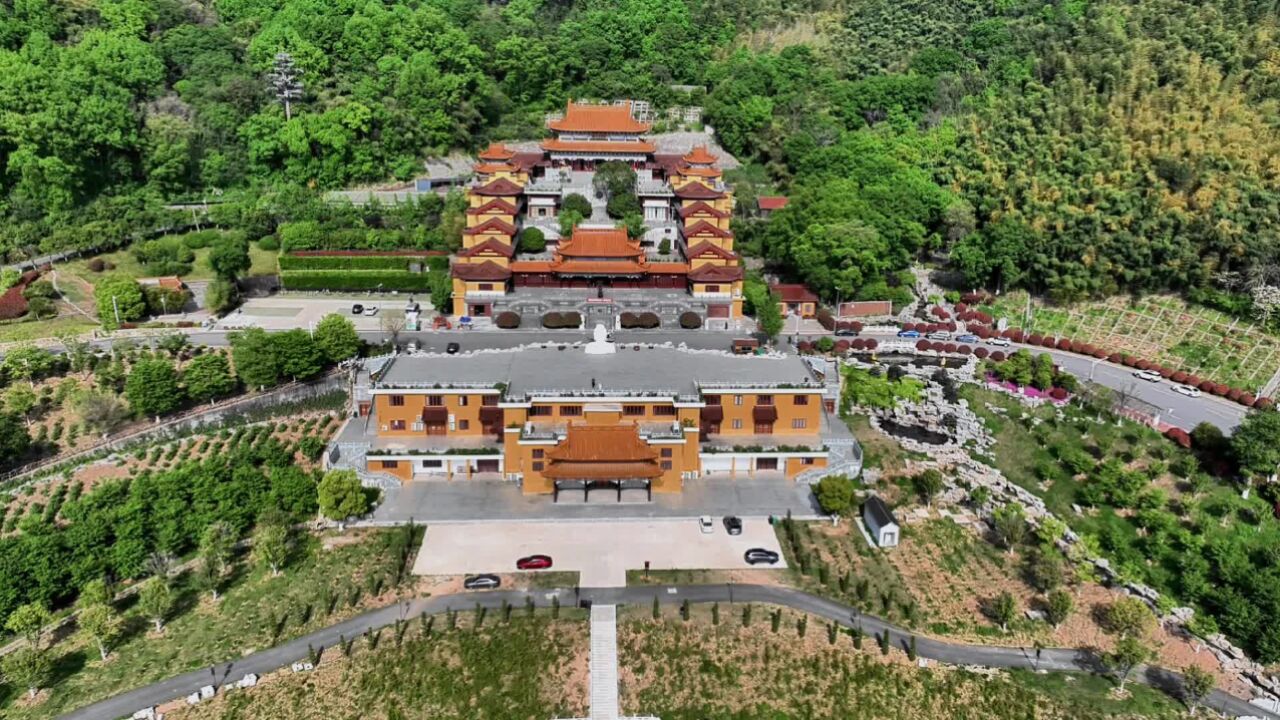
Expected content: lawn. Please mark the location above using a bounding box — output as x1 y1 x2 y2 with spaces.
0 316 96 344
0 527 421 720
246 241 278 277
978 290 1280 391
167 614 589 720
845 412 924 476
618 607 1189 719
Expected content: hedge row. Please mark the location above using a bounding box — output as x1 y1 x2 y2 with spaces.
278 254 436 271
542 311 582 329
279 269 441 292
620 312 660 329
797 338 880 353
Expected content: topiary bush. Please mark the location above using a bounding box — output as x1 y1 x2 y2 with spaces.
678 311 701 329
495 311 521 329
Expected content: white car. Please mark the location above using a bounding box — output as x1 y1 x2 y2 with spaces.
927 331 951 341
698 515 714 534
1172 384 1202 398
363 305 379 316
1133 370 1162 382
986 337 1011 347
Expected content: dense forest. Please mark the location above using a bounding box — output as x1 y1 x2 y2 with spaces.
2 0 1279 307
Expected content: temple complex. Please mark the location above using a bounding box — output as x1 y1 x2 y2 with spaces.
450 100 744 326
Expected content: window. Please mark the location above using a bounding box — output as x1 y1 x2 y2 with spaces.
734 395 743 406
529 406 552 417
532 449 545 459
380 460 399 469
482 395 500 406
704 395 721 405
793 395 809 406
755 422 774 434
791 418 807 429
654 405 676 417
560 405 583 417
803 457 815 465
624 405 645 416
660 448 672 458
731 419 743 430
389 419 406 431
427 395 444 407
531 461 544 472
706 284 720 293
458 420 470 430
758 395 774 406
478 283 493 291
661 460 673 471
458 395 469 406
389 395 405 407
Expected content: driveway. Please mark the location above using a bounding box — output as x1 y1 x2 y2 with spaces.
411 518 786 586
216 296 420 332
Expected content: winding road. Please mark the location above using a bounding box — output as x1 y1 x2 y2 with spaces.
61 583 1278 720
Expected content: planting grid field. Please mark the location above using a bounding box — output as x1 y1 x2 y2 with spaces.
617 608 1188 720
166 614 589 720
0 528 424 720
980 291 1280 392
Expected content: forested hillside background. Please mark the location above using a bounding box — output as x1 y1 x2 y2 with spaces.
2 0 1278 309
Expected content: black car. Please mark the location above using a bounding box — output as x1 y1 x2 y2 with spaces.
723 516 743 535
446 342 461 354
744 548 780 565
834 328 857 337
351 303 364 315
463 574 501 590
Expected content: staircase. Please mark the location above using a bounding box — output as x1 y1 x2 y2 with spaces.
589 604 620 720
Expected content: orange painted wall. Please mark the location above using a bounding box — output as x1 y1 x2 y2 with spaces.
373 392 497 437
707 392 823 436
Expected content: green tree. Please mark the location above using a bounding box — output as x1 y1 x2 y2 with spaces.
318 469 370 521
558 209 585 237
1105 636 1151 692
205 278 239 314
314 314 360 364
4 385 38 426
252 516 290 576
138 577 174 633
71 390 130 436
273 329 323 381
77 603 123 661
991 503 1028 552
561 194 592 217
519 227 546 253
910 469 944 507
814 475 855 517
1104 597 1154 639
0 413 32 468
198 521 235 601
1181 664 1215 715
125 357 183 419
183 352 236 404
4 603 50 648
230 327 280 389
1 646 52 699
989 591 1016 631
1045 588 1073 627
2 346 57 385
209 236 251 280
1231 409 1280 480
94 276 147 330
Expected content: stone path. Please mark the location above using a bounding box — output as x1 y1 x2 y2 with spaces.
589 604 620 720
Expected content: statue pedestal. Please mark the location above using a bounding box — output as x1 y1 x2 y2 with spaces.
584 322 616 355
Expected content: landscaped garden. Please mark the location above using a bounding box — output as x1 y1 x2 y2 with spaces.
618 605 1193 719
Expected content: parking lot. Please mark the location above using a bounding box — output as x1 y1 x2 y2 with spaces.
411 518 787 587
215 296 423 332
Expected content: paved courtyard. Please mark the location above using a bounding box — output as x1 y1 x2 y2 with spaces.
411 517 786 586
216 296 425 332
370 478 822 523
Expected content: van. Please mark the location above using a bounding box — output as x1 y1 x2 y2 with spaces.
927 331 951 341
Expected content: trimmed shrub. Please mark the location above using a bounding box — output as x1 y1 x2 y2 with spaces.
864 338 878 350
957 344 971 355
679 311 702 329
1166 427 1192 448
257 235 280 251
279 269 439 291
834 339 850 353
990 351 1006 362
815 308 834 330
541 311 583 329
637 312 659 329
1171 371 1189 383
974 347 989 359
797 340 812 353
1240 392 1257 407
1056 338 1072 350
278 254 432 271
1049 387 1068 400
495 312 521 329
916 339 929 351
87 258 106 272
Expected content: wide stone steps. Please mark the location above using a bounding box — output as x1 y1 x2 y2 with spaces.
589 604 620 720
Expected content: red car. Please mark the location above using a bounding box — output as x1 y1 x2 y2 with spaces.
516 554 553 570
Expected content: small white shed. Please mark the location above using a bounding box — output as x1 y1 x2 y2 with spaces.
863 495 900 548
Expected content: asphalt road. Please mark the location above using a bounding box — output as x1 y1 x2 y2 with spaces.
62 584 1277 720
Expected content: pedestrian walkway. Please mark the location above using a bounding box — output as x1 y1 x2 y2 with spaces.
589 604 620 720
